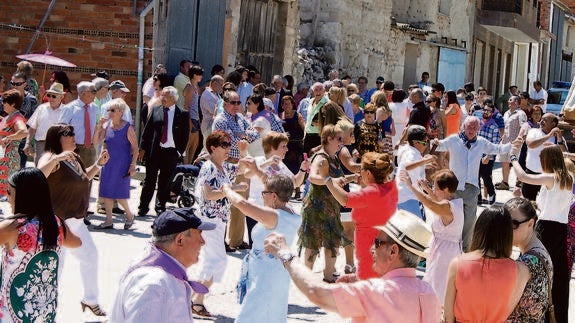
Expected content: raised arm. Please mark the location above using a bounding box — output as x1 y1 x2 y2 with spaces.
223 184 278 229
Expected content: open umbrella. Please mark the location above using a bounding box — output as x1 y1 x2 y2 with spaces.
16 50 76 92
16 50 76 68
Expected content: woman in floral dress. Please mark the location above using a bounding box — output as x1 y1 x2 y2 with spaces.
298 124 351 283
505 197 553 322
189 130 247 317
0 168 80 322
0 90 28 197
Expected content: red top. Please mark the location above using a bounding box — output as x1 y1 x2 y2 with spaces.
347 182 398 279
454 256 517 322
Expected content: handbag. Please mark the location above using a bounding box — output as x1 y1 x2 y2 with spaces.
531 251 557 323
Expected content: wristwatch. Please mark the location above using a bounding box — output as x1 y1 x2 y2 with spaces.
510 154 518 162
278 251 295 266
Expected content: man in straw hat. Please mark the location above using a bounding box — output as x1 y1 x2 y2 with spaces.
264 210 441 323
264 210 441 322
24 82 65 164
110 208 215 322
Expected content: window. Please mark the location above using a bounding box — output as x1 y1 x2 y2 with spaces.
439 0 451 15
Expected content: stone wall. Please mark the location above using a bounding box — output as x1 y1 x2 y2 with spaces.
297 0 471 88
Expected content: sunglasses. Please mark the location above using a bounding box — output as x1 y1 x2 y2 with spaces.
483 109 494 113
261 191 276 196
227 100 242 106
10 81 25 86
47 94 59 99
425 100 433 103
374 238 391 249
364 110 375 114
107 108 120 113
89 89 97 94
430 89 439 92
512 218 531 230
219 142 232 148
415 140 429 145
61 130 75 137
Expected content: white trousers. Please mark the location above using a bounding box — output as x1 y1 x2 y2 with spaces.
61 218 100 305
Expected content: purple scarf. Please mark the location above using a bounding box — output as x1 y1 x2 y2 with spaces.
125 243 208 294
251 110 272 124
482 116 497 130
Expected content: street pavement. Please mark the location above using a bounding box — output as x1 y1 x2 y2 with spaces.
3 162 572 322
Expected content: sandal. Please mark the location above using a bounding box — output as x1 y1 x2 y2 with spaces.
192 303 212 317
124 216 135 230
81 301 107 316
94 223 113 230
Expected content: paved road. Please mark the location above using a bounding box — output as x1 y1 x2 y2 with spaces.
4 163 571 322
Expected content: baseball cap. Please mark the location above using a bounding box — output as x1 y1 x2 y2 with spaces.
152 208 215 236
91 70 109 80
376 76 385 83
109 80 130 93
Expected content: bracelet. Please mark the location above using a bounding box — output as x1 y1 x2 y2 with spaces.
299 168 307 173
510 155 518 162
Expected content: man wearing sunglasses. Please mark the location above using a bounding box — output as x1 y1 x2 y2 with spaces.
264 210 441 322
8 72 38 168
25 82 65 164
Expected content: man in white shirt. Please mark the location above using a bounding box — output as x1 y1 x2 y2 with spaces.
433 116 511 250
25 82 65 164
495 95 527 190
529 80 548 112
111 208 215 322
522 113 566 200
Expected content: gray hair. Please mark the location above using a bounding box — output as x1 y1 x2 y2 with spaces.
463 116 480 128
108 98 127 112
92 77 109 91
77 81 95 95
162 86 179 102
152 229 191 245
397 244 421 268
296 82 309 92
272 75 283 85
410 88 424 101
311 82 324 92
265 174 294 203
210 75 224 85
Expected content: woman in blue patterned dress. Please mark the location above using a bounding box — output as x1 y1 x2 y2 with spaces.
0 168 80 322
224 174 301 323
189 130 248 317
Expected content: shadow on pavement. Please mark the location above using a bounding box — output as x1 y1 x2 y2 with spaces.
288 303 329 316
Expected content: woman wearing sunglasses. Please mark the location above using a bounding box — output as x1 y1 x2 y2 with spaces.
189 130 248 317
298 124 351 283
37 123 110 316
504 197 553 322
509 144 572 322
444 206 529 322
0 90 28 198
223 174 300 323
352 103 383 159
92 98 138 229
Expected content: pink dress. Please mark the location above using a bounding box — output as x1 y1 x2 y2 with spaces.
423 198 464 303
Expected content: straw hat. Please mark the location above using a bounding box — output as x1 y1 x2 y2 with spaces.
46 82 64 95
374 210 432 258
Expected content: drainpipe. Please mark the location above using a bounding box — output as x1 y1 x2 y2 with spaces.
136 0 155 140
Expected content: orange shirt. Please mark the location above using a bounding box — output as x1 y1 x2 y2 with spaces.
445 104 461 136
454 256 517 322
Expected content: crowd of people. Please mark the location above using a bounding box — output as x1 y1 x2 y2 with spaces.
0 60 572 322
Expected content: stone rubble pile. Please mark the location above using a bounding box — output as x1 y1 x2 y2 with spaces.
295 47 335 86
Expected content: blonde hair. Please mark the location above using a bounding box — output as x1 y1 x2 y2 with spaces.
328 87 347 106
336 119 354 133
320 124 343 146
262 131 289 155
540 145 573 190
348 93 362 105
371 90 390 112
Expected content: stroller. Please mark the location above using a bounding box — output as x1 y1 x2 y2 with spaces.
170 164 200 208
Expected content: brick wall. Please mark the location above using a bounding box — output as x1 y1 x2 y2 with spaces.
0 0 155 110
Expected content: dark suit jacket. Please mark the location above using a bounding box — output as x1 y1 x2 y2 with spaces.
140 105 189 158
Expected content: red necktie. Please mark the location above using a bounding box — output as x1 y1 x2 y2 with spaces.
161 107 168 144
84 105 92 148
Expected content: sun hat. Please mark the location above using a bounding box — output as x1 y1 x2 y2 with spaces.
46 82 64 95
374 209 432 258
